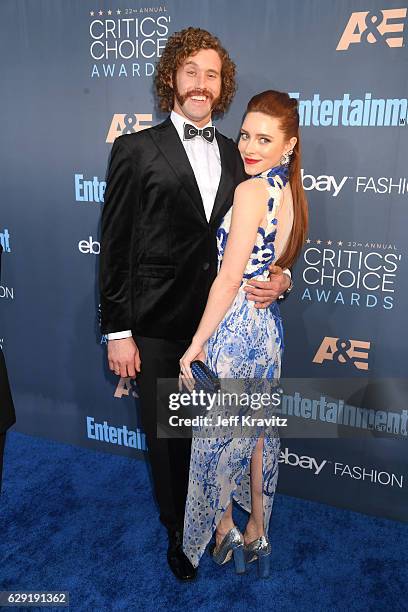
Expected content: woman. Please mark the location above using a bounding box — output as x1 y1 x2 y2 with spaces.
179 90 308 577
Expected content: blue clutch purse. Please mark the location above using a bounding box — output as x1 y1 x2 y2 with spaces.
190 360 220 393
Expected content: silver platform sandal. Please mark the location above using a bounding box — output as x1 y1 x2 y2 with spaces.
244 535 271 578
210 526 246 574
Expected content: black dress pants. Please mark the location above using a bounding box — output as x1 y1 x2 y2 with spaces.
134 335 191 533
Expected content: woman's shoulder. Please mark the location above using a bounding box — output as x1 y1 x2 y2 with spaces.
234 176 269 198
232 178 269 220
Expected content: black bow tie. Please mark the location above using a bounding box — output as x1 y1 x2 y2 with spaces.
183 123 215 143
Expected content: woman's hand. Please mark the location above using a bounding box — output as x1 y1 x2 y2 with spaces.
179 342 206 392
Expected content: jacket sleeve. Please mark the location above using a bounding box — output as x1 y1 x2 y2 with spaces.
99 136 139 335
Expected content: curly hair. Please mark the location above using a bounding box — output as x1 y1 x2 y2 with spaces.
154 27 236 116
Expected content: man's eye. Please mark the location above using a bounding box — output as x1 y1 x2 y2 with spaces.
187 71 196 76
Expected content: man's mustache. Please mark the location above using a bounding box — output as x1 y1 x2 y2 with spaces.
177 89 215 104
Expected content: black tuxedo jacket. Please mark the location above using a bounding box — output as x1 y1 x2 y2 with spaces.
99 116 246 341
0 244 16 433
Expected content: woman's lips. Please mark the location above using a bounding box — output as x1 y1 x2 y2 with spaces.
244 157 261 165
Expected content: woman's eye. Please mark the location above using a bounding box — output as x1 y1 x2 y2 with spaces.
260 137 270 144
240 132 248 140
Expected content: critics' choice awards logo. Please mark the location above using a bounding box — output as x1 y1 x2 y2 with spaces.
313 337 371 370
106 113 152 142
289 92 408 127
300 240 402 310
337 8 407 50
88 7 171 78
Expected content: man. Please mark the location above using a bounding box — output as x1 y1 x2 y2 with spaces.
99 27 291 581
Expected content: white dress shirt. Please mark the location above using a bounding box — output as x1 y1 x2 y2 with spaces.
170 110 221 221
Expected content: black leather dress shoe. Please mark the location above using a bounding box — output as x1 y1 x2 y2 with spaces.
167 529 197 581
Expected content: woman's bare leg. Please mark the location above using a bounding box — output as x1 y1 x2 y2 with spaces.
244 434 265 545
215 502 235 547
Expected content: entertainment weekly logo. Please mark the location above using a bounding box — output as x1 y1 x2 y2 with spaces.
300 241 403 310
337 8 407 51
88 6 171 78
289 92 408 127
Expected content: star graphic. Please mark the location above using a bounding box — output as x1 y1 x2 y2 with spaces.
90 11 94 16
338 241 343 246
108 9 112 15
306 238 311 244
117 8 121 14
327 240 332 245
98 9 103 15
316 239 321 244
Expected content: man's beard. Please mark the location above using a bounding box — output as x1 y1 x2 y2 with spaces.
173 80 220 112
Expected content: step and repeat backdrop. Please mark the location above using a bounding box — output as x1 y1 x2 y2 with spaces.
1 0 407 521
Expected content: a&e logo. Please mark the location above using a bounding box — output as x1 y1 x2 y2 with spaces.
313 337 371 370
337 8 407 50
114 377 138 399
106 113 152 143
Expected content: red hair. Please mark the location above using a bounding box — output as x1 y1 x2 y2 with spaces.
246 90 308 270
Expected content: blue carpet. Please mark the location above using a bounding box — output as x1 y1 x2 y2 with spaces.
0 431 406 612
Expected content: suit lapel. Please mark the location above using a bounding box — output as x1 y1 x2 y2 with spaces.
150 117 207 222
209 130 235 225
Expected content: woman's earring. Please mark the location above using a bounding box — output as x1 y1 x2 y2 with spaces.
280 149 293 166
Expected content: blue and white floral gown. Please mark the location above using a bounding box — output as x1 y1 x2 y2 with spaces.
183 165 292 568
